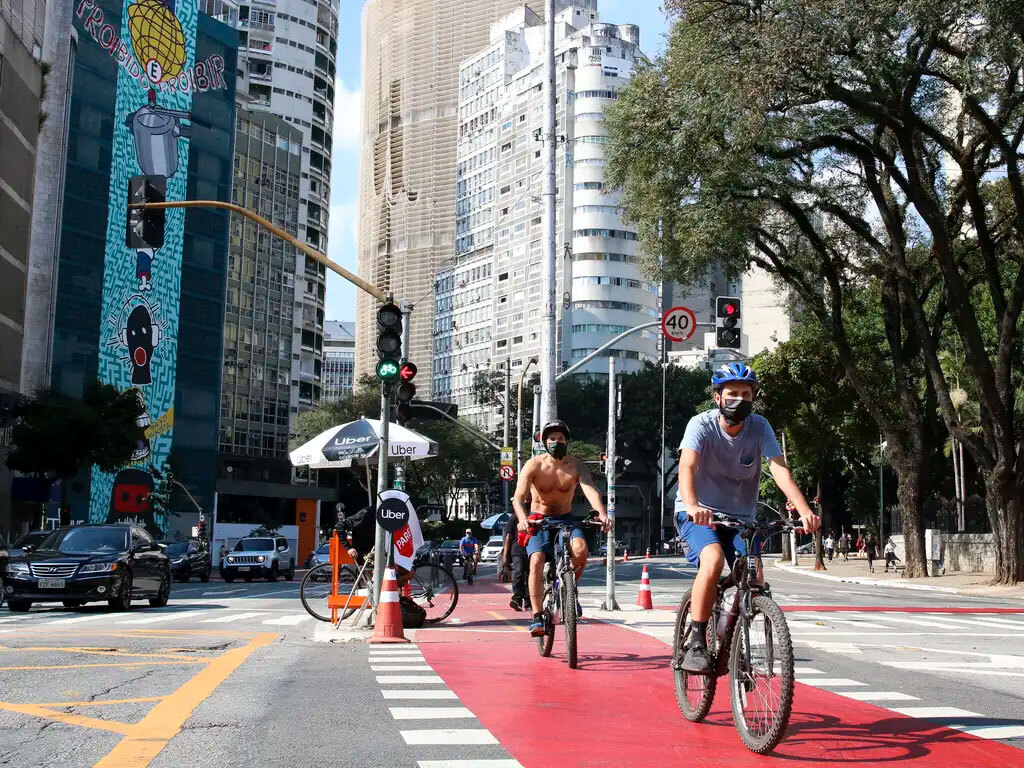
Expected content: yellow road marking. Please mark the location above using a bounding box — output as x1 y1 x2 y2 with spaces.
5 646 211 662
0 702 133 735
0 660 206 671
36 697 165 708
486 610 527 632
5 628 261 638
92 632 277 768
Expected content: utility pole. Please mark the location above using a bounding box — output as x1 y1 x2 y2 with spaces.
601 356 620 610
532 385 542 453
539 0 558 426
503 357 511 516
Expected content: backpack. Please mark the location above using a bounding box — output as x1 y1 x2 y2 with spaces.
399 595 426 629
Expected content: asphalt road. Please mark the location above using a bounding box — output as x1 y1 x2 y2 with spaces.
0 561 1020 767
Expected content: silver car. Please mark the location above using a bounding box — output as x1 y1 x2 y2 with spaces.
221 536 295 582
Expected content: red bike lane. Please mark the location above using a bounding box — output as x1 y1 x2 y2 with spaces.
416 580 1024 768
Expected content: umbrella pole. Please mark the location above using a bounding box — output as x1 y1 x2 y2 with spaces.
365 458 374 510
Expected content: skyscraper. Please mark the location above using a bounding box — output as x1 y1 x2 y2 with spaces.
434 3 659 428
322 320 356 402
355 0 531 385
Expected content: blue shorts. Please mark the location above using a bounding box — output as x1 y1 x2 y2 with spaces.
526 515 586 560
675 512 761 568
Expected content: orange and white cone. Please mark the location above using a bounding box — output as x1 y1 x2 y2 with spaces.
623 550 629 562
369 567 410 644
636 565 653 610
401 580 412 598
646 547 651 559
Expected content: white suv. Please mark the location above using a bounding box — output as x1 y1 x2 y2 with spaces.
222 536 295 582
480 535 505 563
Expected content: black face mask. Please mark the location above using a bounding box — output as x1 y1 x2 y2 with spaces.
545 440 568 460
719 397 753 426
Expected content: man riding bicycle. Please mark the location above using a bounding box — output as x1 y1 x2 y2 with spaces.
459 529 479 580
513 420 611 636
676 363 820 673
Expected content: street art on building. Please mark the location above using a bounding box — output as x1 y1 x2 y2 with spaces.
77 0 225 535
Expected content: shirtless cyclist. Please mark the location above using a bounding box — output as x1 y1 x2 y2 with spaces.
512 420 611 636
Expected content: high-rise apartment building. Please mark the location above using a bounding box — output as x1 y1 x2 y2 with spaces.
205 0 337 411
433 3 659 429
322 321 356 402
355 0 532 386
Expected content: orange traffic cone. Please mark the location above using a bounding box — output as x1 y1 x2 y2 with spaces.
401 580 412 598
623 549 629 562
646 547 651 559
369 567 410 644
636 565 653 610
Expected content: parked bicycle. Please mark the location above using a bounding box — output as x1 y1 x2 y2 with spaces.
299 548 459 625
672 508 798 754
532 514 602 669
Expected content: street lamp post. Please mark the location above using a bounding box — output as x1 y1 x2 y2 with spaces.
879 438 887 541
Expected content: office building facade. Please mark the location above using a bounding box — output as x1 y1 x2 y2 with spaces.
322 320 355 401
434 2 658 429
40 4 237 539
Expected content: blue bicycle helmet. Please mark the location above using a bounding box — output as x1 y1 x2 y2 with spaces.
711 362 759 391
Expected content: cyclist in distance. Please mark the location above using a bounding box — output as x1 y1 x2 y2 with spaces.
459 528 479 580
676 363 820 673
513 420 611 636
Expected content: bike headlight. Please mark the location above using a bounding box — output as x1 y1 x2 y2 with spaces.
6 562 29 575
80 562 117 573
227 556 235 563
257 555 265 562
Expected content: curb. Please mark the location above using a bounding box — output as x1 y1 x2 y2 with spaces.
772 561 962 594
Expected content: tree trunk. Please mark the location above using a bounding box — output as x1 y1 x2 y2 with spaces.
984 471 1023 584
813 457 826 571
893 455 928 578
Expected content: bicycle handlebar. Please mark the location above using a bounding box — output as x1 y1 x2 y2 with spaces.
528 516 604 530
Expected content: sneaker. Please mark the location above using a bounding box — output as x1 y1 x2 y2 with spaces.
529 614 546 636
681 644 714 674
576 601 583 619
509 597 523 612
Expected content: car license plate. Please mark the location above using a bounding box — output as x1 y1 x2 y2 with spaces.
38 578 65 589
238 566 250 572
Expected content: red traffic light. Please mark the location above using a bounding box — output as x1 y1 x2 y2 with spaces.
399 362 418 381
724 303 737 315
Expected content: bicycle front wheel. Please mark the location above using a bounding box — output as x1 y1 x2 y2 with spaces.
299 563 361 622
409 562 459 623
673 589 717 722
561 572 578 669
729 594 794 754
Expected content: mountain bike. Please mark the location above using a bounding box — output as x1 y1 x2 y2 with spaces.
300 549 459 625
672 509 798 754
532 515 602 669
462 555 476 586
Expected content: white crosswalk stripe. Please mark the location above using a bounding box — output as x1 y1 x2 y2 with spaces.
418 762 523 768
261 614 312 626
389 707 475 720
118 610 206 625
382 690 458 700
200 612 270 624
401 730 499 745
831 690 920 702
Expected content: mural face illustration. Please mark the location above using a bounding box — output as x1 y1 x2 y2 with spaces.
127 305 156 384
107 468 160 537
132 390 151 463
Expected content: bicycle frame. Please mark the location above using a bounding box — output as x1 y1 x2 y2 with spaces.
710 533 771 678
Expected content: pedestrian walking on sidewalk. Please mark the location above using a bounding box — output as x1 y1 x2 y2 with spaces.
840 531 851 561
825 533 836 562
866 533 877 573
856 534 865 558
884 539 899 572
503 511 528 611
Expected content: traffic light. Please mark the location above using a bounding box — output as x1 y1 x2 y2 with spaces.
394 362 417 424
126 175 166 249
375 301 403 382
716 296 742 349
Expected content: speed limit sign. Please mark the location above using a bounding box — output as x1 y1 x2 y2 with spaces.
499 465 516 482
662 305 697 342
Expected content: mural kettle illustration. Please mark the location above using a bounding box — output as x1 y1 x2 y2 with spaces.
125 89 192 178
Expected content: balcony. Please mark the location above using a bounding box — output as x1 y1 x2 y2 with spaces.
246 42 273 58
241 19 275 34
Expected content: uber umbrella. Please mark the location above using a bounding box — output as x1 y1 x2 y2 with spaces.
289 418 439 470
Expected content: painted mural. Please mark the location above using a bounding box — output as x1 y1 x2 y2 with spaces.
74 0 226 535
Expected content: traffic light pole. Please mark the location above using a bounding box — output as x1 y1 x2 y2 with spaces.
601 355 620 611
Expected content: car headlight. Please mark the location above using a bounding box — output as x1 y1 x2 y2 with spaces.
6 562 29 575
80 562 117 573
172 558 185 564
227 556 235 563
257 555 265 562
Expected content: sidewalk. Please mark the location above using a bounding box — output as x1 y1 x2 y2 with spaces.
772 555 1024 600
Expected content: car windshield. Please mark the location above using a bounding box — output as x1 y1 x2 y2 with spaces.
234 538 273 551
42 527 128 554
487 537 503 545
163 542 189 555
440 540 459 549
14 531 49 549
316 544 330 554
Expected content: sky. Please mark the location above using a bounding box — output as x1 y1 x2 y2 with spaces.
323 0 672 323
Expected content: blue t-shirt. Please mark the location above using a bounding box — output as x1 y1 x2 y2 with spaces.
674 409 783 521
459 536 478 555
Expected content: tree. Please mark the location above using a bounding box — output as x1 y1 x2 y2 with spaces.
405 420 495 520
5 382 143 524
603 0 1008 577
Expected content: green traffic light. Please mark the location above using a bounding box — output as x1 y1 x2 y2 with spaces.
376 358 400 380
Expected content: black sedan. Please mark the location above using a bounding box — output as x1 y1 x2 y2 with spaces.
4 524 171 612
162 540 212 583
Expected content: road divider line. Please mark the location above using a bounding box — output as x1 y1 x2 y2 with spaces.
400 729 499 745
485 610 527 632
34 696 165 708
389 707 475 720
92 632 277 768
0 701 134 735
381 690 457 700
